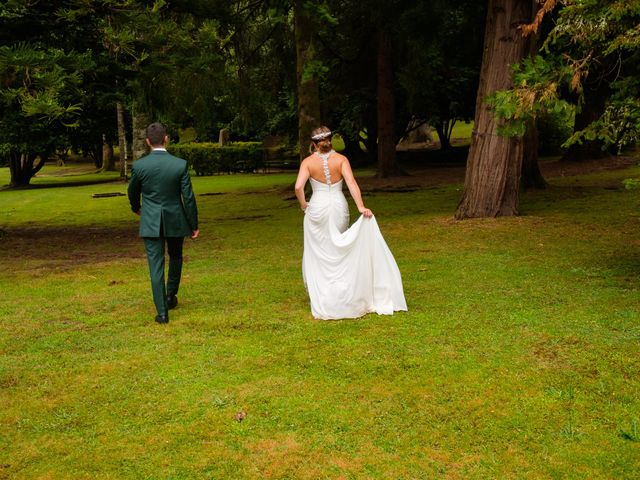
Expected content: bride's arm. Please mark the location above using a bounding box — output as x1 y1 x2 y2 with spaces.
341 157 373 217
294 160 310 211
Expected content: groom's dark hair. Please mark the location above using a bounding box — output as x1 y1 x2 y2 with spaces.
146 122 167 146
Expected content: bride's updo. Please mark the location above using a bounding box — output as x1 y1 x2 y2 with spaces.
309 126 332 153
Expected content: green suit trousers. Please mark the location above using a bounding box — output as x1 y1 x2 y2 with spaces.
143 236 184 316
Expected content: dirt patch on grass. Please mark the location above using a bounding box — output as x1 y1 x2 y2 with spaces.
540 155 637 177
356 154 637 191
0 226 142 267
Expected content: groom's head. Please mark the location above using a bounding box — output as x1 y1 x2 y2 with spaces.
146 122 168 148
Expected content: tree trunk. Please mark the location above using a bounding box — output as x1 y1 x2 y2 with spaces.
235 39 252 136
435 120 453 151
456 0 536 219
521 118 546 189
376 28 398 178
131 106 150 163
101 134 116 172
9 152 46 187
520 11 546 189
93 144 103 169
116 101 128 179
294 0 321 161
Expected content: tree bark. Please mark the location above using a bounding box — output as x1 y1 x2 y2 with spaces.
456 0 536 219
376 28 398 178
9 152 46 187
93 145 103 169
294 0 321 161
101 133 116 172
131 106 150 163
116 101 128 179
435 120 453 151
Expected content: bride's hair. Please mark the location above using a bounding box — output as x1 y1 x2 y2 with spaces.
309 126 332 153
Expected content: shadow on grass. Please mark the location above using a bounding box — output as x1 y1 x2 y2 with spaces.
1 177 124 191
398 145 470 167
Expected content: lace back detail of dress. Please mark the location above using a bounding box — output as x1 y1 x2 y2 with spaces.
316 150 334 185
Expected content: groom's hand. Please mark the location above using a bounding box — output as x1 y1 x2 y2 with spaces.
191 229 200 239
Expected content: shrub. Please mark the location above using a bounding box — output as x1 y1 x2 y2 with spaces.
168 142 264 176
536 107 575 155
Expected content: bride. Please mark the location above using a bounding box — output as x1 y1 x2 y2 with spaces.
294 126 407 320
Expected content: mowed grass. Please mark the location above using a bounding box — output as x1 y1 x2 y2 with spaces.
432 121 474 145
0 160 639 479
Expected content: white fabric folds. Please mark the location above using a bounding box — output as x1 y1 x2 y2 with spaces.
302 178 407 320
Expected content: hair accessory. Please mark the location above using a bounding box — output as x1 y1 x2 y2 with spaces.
311 131 332 141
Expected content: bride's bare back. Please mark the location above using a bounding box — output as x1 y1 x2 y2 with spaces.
294 149 372 218
306 151 345 183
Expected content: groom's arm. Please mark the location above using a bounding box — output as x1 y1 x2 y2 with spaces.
180 164 199 233
127 166 142 214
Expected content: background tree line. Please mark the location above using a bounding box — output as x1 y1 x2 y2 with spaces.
1 0 638 218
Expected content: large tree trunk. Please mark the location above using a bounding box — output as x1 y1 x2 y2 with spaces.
116 101 128 179
8 152 46 187
376 28 398 178
294 0 321 161
456 0 536 219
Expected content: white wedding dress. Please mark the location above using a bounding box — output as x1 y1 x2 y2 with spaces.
302 152 407 320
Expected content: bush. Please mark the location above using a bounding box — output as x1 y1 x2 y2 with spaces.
536 107 575 155
168 142 264 176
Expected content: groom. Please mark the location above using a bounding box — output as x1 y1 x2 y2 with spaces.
127 122 199 324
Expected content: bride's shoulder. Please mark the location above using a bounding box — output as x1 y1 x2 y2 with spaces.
301 154 316 164
333 151 348 162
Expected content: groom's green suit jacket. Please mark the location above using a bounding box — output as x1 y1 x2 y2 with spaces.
127 150 198 237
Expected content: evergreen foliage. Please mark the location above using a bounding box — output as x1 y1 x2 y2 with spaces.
489 0 640 154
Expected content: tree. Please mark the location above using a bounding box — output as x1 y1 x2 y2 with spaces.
488 1 640 163
554 1 640 158
520 23 546 189
218 1 297 141
294 0 322 160
376 27 397 177
397 0 486 151
456 0 538 219
320 0 410 174
0 1 99 186
0 44 89 186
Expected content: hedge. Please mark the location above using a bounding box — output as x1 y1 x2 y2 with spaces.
168 142 264 176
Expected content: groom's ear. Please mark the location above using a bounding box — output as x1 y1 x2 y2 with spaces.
145 138 152 148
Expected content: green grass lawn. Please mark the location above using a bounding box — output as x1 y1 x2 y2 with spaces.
432 121 474 144
0 161 639 479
